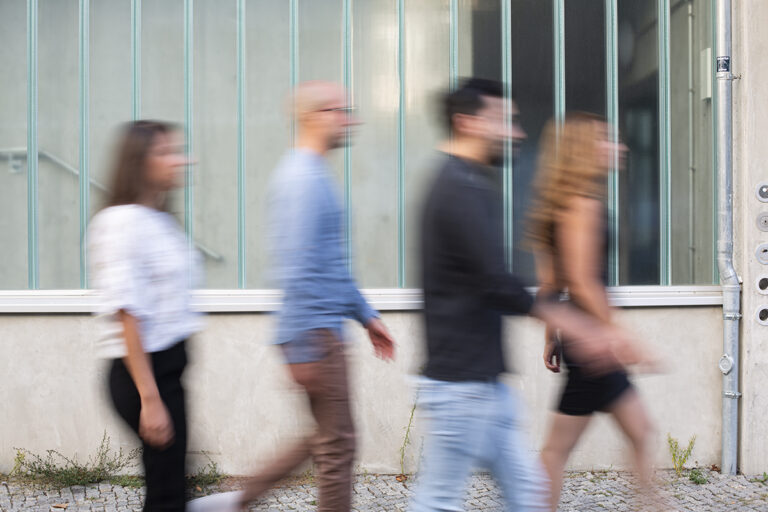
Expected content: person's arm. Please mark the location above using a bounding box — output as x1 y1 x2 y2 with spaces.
441 182 535 314
441 177 622 372
90 210 173 448
556 197 612 323
271 170 395 361
347 282 378 327
119 310 174 448
347 286 395 361
536 197 654 372
533 251 562 373
340 231 394 360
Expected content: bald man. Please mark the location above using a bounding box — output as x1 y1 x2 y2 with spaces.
238 81 394 511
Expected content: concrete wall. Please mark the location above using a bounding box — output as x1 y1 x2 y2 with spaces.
0 307 722 475
733 0 768 477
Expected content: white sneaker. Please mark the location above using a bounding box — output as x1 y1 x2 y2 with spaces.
186 491 245 512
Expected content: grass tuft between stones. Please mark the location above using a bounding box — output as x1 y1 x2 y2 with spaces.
11 432 140 488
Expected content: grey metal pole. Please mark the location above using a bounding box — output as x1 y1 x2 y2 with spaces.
715 0 741 476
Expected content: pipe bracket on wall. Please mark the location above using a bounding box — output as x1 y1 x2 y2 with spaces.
723 391 742 399
719 354 734 374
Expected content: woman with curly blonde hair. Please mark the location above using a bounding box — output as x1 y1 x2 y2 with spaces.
526 112 655 510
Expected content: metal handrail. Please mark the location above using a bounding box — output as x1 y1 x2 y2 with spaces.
1 147 223 262
2 146 108 191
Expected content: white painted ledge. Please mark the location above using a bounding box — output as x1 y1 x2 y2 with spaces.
0 286 723 313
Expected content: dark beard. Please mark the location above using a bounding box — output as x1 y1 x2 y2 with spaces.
488 153 505 168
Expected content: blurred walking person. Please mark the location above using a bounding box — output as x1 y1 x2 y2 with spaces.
411 79 640 512
189 81 395 512
89 120 201 512
526 112 656 511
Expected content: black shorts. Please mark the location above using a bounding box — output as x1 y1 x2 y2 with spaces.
557 344 632 416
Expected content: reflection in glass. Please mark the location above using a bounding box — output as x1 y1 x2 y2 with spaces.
141 1 184 126
669 0 714 284
565 0 606 115
90 0 131 220
510 0 554 285
299 0 344 180
618 0 660 285
141 0 186 233
38 0 80 288
350 1 399 287
403 0 450 287
0 0 28 289
245 1 290 288
193 0 239 288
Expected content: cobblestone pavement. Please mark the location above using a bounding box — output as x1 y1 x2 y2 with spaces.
3 470 768 511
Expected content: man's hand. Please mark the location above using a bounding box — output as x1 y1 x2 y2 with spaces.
365 317 395 361
139 396 175 449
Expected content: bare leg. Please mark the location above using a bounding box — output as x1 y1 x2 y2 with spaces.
607 390 656 503
540 413 592 511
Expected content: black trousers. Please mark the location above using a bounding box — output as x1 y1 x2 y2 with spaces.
109 341 188 512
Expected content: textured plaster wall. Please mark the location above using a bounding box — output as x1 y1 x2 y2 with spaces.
0 307 722 475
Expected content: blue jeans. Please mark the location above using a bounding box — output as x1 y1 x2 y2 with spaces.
410 378 549 512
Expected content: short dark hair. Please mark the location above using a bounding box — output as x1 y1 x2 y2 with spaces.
443 77 505 133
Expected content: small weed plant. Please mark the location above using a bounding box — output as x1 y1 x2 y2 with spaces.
11 432 140 488
688 468 707 485
667 433 696 477
749 472 768 485
186 452 224 490
109 474 144 488
397 394 419 483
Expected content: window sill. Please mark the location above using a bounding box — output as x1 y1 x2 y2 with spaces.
0 286 723 313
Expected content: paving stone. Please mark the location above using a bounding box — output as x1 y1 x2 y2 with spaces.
3 470 768 510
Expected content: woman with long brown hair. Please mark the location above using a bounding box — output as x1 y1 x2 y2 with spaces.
526 113 655 510
89 120 201 511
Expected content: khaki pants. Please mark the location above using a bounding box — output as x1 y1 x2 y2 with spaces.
243 330 356 512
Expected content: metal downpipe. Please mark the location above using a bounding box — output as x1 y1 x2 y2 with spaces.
715 0 741 476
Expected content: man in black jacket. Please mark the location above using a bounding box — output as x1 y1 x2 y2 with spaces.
410 78 632 511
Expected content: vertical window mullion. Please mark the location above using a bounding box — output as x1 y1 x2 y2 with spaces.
658 0 671 285
79 0 90 289
289 0 298 145
130 0 140 120
553 0 565 125
183 0 193 252
343 0 352 270
27 0 39 290
397 0 406 288
502 0 513 271
237 0 246 288
606 0 619 286
449 0 458 91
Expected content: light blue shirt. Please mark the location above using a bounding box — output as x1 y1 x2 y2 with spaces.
269 149 377 360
